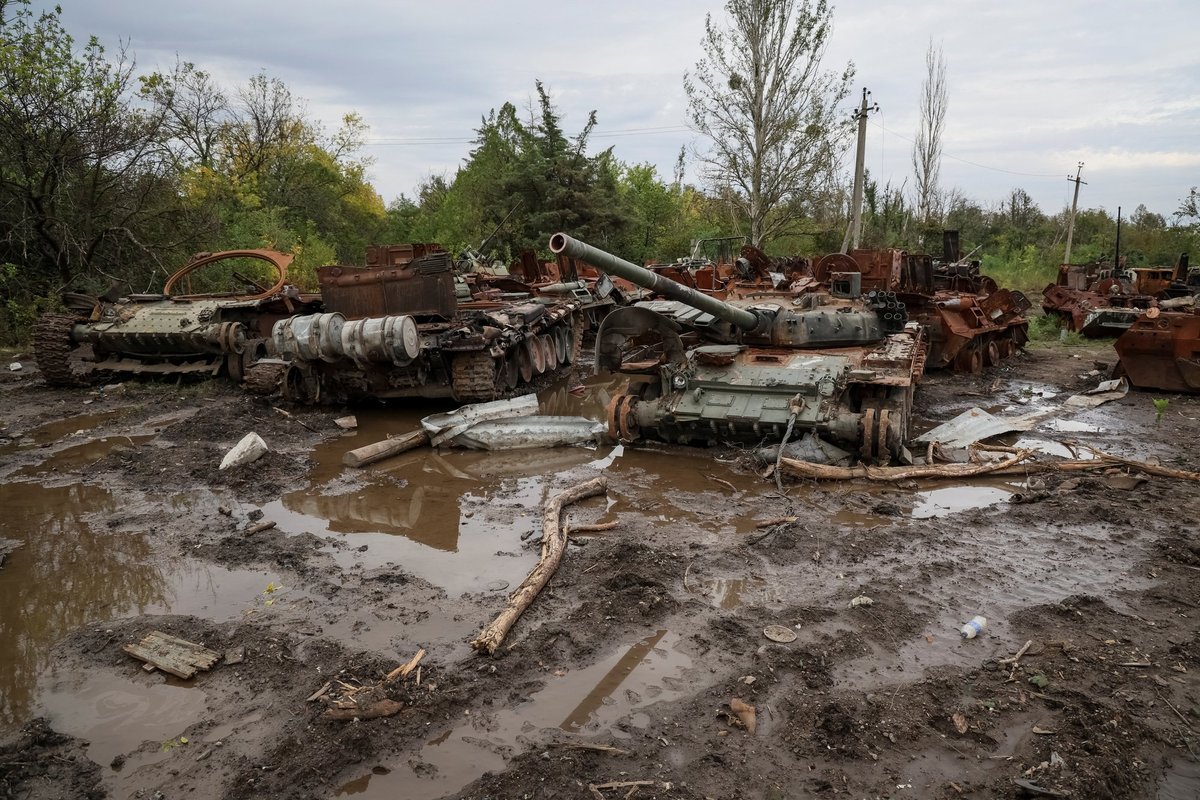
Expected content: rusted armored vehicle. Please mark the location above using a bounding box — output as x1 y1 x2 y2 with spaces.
1043 254 1196 337
549 233 926 464
33 250 317 387
265 244 586 404
813 234 1030 372
1114 305 1200 393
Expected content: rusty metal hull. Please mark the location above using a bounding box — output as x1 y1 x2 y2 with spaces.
1114 311 1200 393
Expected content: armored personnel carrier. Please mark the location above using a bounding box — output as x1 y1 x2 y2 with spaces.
33 250 317 387
266 244 586 404
549 233 926 464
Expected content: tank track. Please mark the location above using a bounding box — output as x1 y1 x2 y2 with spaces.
451 351 499 403
32 313 89 387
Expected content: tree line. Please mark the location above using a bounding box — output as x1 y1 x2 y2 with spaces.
2 0 1197 344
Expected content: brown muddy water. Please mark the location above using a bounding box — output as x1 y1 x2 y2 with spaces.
0 374 1153 797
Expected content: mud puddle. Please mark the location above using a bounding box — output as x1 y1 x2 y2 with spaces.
335 629 693 799
260 378 764 599
0 477 300 734
0 408 125 452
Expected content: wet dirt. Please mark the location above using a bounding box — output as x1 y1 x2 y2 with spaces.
1 343 1199 800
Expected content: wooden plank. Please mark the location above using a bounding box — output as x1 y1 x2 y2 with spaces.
122 630 221 679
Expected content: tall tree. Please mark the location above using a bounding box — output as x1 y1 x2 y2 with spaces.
0 1 195 296
684 0 853 247
911 40 947 224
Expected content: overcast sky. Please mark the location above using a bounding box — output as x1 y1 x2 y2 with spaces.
34 0 1200 219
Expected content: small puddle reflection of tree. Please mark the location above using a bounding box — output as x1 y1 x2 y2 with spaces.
0 483 170 731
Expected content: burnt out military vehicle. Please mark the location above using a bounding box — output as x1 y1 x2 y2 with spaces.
549 233 926 464
33 250 317 387
264 244 586 404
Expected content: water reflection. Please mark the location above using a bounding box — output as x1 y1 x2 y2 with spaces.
0 482 168 731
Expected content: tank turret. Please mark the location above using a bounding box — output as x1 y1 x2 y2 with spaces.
549 233 926 463
550 233 895 349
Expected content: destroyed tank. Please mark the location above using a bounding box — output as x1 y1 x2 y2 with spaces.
813 233 1030 373
549 233 926 463
33 250 318 388
265 244 586 404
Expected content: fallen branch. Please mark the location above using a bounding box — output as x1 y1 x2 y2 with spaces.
472 477 608 654
755 516 798 529
272 406 319 433
568 521 619 534
550 742 631 755
779 450 1034 482
305 681 332 702
780 447 1200 485
245 520 276 536
343 429 430 468
385 649 426 683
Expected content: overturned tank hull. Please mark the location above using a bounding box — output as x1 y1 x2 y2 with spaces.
550 233 926 464
34 250 317 387
1114 309 1200 393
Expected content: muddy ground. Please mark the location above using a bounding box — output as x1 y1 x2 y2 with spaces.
1 341 1199 800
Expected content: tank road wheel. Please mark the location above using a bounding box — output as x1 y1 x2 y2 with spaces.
982 338 1001 368
503 352 520 390
553 326 568 365
538 334 556 370
516 341 535 384
33 313 91 387
451 351 500 403
954 342 983 374
859 392 909 465
529 337 547 375
606 393 641 443
996 337 1014 360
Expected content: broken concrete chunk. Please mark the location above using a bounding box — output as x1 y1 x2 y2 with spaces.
219 432 268 471
334 415 358 430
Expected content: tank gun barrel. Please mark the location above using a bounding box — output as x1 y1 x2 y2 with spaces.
549 233 767 333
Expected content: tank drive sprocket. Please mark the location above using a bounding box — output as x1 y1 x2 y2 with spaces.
451 351 500 403
33 313 90 387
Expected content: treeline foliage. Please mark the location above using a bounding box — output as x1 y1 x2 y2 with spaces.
381 84 731 266
855 177 1199 292
0 1 384 341
2 2 1198 345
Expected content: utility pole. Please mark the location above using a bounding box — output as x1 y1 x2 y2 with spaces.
1063 162 1087 264
841 88 879 253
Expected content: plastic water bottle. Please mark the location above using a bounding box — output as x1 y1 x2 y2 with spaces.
960 616 988 639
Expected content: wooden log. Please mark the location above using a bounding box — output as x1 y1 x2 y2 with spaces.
343 429 430 468
321 698 404 721
567 521 619 534
245 520 276 536
471 477 608 654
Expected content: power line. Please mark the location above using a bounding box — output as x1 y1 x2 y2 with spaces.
869 119 1063 179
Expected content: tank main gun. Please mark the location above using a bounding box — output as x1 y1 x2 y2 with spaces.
549 232 770 335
